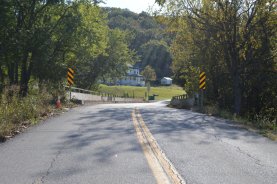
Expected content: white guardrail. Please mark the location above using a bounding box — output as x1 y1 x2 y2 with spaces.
64 86 144 103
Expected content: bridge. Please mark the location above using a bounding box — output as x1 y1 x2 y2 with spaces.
65 86 144 104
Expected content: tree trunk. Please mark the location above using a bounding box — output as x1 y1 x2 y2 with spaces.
233 71 241 115
20 52 33 97
20 55 28 97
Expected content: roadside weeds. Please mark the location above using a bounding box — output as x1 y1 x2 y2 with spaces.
0 86 80 143
0 104 77 143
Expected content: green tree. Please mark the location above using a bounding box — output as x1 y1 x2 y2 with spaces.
70 2 109 88
141 65 157 82
103 7 171 75
78 28 137 88
156 0 276 118
0 0 75 95
0 1 111 94
99 29 138 83
138 40 172 79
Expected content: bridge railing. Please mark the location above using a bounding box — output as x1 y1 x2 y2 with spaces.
65 86 101 95
64 86 143 99
171 94 188 100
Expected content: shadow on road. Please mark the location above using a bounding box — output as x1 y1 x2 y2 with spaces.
139 108 267 143
45 107 144 181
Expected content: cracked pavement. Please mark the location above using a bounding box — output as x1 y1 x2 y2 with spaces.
0 101 276 184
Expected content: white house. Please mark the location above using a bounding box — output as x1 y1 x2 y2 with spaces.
161 77 173 85
118 64 145 86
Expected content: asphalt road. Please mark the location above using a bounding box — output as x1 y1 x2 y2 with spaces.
140 102 277 184
0 101 276 184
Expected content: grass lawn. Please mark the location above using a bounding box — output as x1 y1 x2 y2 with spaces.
98 84 186 100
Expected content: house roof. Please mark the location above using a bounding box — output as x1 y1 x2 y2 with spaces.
127 63 133 68
127 62 142 69
161 77 172 80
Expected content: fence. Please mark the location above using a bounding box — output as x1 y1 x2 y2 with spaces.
171 94 188 100
170 94 194 109
64 86 144 103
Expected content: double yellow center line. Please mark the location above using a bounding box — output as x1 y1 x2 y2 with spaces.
132 109 186 184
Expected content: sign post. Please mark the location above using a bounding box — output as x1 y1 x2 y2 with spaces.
199 71 206 111
147 81 150 101
67 67 75 100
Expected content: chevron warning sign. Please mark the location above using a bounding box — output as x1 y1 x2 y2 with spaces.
199 72 206 90
67 68 75 86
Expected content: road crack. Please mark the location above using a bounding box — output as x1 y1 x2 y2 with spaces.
213 135 276 169
32 149 63 184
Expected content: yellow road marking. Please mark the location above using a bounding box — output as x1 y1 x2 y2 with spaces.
132 109 186 184
132 110 170 184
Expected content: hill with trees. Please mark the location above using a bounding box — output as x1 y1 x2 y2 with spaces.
103 7 173 79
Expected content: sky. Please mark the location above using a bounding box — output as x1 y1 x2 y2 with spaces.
100 0 159 13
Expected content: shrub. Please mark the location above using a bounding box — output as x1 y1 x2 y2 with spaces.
254 114 276 131
0 86 52 139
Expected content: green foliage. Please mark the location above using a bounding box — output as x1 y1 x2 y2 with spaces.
0 86 52 139
0 1 136 93
254 114 276 131
92 29 138 86
0 2 139 136
68 3 110 88
141 65 157 81
138 40 172 79
103 7 172 79
155 0 166 6
159 0 277 121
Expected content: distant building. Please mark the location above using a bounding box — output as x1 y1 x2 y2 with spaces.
161 77 173 85
118 64 145 86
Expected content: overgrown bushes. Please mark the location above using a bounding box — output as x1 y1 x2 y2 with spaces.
0 86 54 140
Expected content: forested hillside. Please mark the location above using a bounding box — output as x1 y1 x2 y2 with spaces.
103 8 173 79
